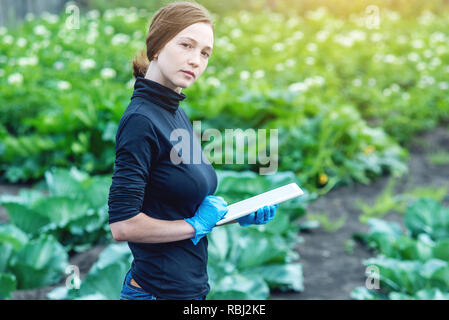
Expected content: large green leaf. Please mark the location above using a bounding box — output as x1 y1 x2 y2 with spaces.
405 198 449 240
363 256 426 295
207 273 269 300
9 234 68 289
208 225 231 263
31 196 90 227
44 167 87 197
244 263 304 292
0 273 16 300
1 202 50 235
0 224 29 251
235 231 289 270
47 243 132 300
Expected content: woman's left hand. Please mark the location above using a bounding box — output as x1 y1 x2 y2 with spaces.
237 204 278 227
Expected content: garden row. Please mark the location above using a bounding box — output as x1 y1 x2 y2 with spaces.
0 167 312 299
7 6 449 191
352 198 449 299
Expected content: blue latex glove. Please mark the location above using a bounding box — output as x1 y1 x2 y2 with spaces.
237 204 278 227
185 195 228 245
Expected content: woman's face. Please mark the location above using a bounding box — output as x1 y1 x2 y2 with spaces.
145 22 214 94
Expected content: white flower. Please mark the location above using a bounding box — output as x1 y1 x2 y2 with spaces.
111 33 130 46
101 67 117 79
86 29 99 44
54 61 65 70
104 25 115 35
80 58 96 71
370 33 383 42
316 30 329 42
87 10 100 20
288 82 307 92
383 88 391 96
390 83 400 92
272 42 285 52
240 71 250 81
402 92 410 100
224 67 234 75
223 16 237 27
439 82 449 90
239 11 251 24
334 34 354 47
418 75 435 88
408 52 420 62
384 54 396 63
3 35 13 45
34 25 50 37
416 62 426 71
423 49 433 59
285 58 296 67
124 12 138 24
274 63 284 72
206 77 220 87
286 17 299 28
412 39 424 49
253 70 265 79
8 73 23 85
430 32 446 44
17 37 27 47
306 7 327 20
348 30 366 42
306 43 317 52
305 57 315 65
17 56 38 66
25 13 35 21
304 76 325 87
133 30 143 39
42 12 59 24
430 57 441 67
352 78 362 87
57 80 71 90
292 31 304 41
230 28 242 38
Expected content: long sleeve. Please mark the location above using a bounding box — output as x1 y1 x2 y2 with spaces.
108 113 160 224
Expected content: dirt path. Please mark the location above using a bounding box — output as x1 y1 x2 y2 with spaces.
271 125 449 299
2 126 449 300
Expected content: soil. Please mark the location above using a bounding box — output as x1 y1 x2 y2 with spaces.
1 126 449 300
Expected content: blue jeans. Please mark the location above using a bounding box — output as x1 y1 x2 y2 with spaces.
120 269 206 300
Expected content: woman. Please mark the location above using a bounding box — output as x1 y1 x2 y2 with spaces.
107 1 278 300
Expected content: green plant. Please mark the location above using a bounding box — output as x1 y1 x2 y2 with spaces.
352 198 449 300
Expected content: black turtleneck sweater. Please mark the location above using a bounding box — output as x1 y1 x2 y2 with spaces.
107 77 218 299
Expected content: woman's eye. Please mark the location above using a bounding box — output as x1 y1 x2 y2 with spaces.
181 43 191 48
202 52 210 58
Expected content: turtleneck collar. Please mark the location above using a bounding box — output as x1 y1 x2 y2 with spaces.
131 77 187 113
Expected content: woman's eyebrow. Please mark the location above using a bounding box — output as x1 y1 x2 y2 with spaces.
179 36 213 52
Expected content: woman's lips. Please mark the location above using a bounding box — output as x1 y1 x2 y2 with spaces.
181 70 194 78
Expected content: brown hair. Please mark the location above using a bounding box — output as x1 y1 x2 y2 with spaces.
132 1 214 78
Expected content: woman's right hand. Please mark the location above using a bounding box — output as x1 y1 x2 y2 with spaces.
184 195 228 245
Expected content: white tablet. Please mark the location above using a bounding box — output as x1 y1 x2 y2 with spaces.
215 182 304 226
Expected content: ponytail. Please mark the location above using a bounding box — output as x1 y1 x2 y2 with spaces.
132 50 149 79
